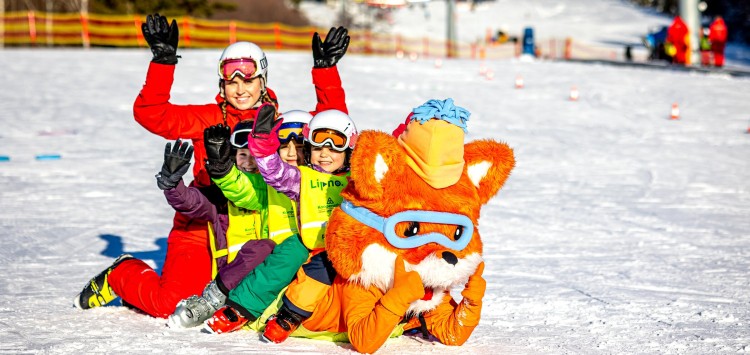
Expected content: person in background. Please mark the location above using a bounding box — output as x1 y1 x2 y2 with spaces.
666 16 689 65
709 16 728 68
699 27 712 67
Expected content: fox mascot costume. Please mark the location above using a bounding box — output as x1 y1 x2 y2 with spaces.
266 99 515 353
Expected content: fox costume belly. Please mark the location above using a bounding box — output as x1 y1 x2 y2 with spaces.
293 99 515 353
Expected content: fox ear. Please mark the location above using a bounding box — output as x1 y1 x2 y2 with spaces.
346 131 401 201
463 139 515 205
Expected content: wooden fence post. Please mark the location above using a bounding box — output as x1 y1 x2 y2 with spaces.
28 11 37 46
134 16 144 47
80 12 90 48
274 23 281 49
182 17 191 48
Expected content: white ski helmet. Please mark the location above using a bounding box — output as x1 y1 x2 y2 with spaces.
277 110 313 144
303 109 358 151
218 41 268 84
279 110 313 125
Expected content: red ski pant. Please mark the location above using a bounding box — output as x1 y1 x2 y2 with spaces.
712 43 726 67
109 212 212 318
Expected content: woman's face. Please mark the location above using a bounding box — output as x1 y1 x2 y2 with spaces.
236 148 258 173
278 141 305 167
310 146 345 173
222 76 263 111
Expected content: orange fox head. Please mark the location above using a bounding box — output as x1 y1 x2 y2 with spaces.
326 104 515 315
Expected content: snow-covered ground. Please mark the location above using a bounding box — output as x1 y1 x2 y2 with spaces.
2 1 750 354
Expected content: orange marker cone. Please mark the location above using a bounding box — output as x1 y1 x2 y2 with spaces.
670 102 680 120
485 69 495 80
569 86 579 101
515 75 524 89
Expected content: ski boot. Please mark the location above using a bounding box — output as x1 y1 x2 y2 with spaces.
168 280 226 328
74 254 134 310
204 305 248 334
261 306 306 343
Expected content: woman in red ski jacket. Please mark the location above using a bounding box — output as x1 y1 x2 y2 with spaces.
74 13 349 318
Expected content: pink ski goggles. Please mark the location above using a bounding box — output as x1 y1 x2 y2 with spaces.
219 58 258 80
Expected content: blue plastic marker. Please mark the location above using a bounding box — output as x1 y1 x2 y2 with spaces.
0 155 9 162
35 154 62 161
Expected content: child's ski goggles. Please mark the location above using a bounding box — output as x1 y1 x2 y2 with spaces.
219 58 258 81
230 128 252 148
277 122 305 145
304 127 352 151
340 200 474 251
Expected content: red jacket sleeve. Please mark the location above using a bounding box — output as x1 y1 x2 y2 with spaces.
133 62 221 140
311 66 347 115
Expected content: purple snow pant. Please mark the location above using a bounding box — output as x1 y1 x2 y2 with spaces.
217 239 276 290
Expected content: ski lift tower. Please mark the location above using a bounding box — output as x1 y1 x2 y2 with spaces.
679 0 700 65
446 0 457 58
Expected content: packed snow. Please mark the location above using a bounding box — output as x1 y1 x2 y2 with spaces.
1 1 750 354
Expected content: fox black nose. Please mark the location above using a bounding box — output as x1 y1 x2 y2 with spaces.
442 252 458 265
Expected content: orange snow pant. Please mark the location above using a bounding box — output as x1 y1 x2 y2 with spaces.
109 212 212 318
281 248 335 317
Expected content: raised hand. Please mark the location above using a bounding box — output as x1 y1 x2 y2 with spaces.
248 103 282 158
461 262 486 306
312 26 350 68
141 13 180 64
203 124 233 178
380 255 425 317
156 140 193 190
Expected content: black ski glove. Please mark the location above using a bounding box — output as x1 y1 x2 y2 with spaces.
204 124 233 179
141 13 180 65
156 140 193 190
312 26 350 68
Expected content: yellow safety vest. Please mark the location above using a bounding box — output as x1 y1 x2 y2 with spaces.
267 186 299 245
298 167 349 250
208 201 263 278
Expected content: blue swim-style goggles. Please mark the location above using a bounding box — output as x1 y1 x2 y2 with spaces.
340 200 474 251
277 122 305 144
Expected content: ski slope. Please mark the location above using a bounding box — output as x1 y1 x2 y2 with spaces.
1 2 750 354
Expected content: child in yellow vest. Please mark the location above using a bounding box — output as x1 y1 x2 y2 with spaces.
204 105 357 342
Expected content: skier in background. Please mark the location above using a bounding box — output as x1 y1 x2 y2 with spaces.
666 16 689 65
699 27 712 67
709 16 728 68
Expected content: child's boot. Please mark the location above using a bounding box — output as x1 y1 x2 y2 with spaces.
74 254 134 309
261 306 306 343
204 305 248 334
168 280 227 328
